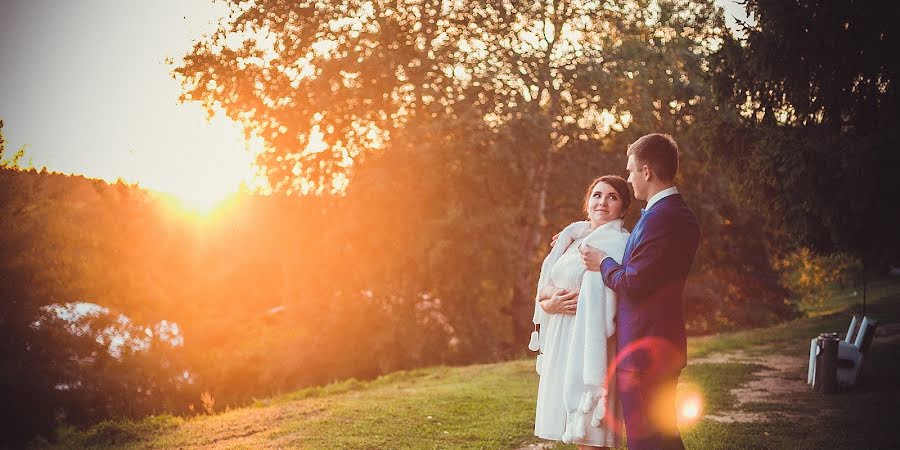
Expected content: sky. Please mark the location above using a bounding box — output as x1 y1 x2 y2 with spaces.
0 0 750 210
0 0 262 210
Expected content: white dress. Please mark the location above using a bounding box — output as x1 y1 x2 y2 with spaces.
534 227 624 447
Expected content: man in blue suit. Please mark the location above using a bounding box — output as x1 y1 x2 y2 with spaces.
580 133 700 450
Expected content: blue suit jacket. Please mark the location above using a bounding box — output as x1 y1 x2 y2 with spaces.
600 193 700 374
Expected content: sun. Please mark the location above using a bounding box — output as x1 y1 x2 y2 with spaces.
151 146 253 215
151 174 244 221
126 106 268 215
171 179 240 214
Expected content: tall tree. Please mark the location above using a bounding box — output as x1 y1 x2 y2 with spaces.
712 0 900 268
176 0 726 349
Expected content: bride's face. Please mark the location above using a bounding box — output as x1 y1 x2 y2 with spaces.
587 181 625 228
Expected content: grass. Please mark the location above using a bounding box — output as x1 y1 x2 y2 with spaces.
49 415 184 449
44 279 900 449
45 363 541 449
679 279 900 450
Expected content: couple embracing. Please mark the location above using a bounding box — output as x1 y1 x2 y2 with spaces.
530 133 701 450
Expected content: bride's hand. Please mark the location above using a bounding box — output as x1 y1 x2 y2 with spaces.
541 289 579 315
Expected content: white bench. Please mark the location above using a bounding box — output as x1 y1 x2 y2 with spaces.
807 316 879 389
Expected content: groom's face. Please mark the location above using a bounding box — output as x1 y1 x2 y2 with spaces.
626 154 648 201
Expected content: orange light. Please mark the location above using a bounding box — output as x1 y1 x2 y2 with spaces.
676 384 704 427
154 189 240 226
680 396 701 420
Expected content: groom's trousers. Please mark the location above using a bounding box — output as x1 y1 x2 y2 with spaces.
617 368 684 450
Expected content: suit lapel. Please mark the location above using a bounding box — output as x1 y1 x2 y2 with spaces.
623 213 646 261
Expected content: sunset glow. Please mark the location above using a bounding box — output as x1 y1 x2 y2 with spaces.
0 0 265 215
136 109 264 214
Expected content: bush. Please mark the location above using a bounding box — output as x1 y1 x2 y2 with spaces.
775 248 861 309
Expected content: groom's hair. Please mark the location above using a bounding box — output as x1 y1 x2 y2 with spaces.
627 133 679 182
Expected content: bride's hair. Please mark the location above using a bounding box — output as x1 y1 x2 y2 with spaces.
583 175 632 217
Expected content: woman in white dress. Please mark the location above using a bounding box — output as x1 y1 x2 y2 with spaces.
531 175 631 450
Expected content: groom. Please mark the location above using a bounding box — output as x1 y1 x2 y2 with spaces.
580 133 700 450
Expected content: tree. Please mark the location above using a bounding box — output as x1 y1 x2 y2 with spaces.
712 0 900 269
0 120 27 169
177 0 727 351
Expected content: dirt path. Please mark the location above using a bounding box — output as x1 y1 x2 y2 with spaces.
692 349 822 423
694 321 900 424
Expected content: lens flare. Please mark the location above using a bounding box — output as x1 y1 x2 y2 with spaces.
681 396 701 419
676 384 704 427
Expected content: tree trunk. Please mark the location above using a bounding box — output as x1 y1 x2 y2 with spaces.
509 0 564 355
510 143 554 356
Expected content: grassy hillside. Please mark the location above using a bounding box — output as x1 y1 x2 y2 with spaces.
45 279 900 449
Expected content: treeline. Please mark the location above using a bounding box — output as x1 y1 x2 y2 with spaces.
2 136 789 445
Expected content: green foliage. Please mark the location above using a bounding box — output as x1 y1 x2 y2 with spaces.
175 0 752 346
175 0 722 194
0 168 201 445
711 0 900 265
775 248 861 309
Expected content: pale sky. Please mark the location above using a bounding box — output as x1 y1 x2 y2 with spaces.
0 0 261 209
0 0 749 209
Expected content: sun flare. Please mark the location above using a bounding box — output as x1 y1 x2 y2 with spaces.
171 181 239 214
126 107 267 215
676 384 704 427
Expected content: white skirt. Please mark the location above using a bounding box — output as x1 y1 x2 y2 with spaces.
534 312 622 447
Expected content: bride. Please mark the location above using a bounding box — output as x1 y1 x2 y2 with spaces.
530 175 631 449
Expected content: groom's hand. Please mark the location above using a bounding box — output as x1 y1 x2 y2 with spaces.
579 243 607 272
550 231 561 248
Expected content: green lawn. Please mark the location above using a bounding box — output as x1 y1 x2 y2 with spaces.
46 279 900 449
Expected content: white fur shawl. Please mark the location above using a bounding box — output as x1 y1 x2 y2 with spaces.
530 219 629 440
